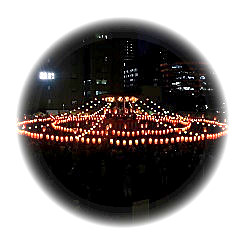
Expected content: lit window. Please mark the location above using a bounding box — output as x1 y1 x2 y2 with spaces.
39 72 55 80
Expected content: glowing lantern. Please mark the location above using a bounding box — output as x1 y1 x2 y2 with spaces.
60 136 64 142
197 136 201 141
141 130 145 135
154 139 158 144
136 131 140 136
127 131 130 137
70 136 73 142
55 136 59 142
135 139 139 145
92 138 96 144
171 138 175 144
123 140 126 146
51 135 54 141
86 138 90 144
75 136 79 142
149 138 153 144
117 131 120 136
201 134 205 140
81 137 85 143
122 131 126 137
176 137 180 143
110 139 113 145
116 140 120 146
165 138 169 144
46 134 49 140
65 136 69 142
40 134 43 139
132 131 135 137
189 136 192 142
129 140 133 146
112 130 115 135
98 138 102 144
193 136 196 141
141 138 145 144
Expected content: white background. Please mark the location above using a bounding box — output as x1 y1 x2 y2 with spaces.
1 0 245 244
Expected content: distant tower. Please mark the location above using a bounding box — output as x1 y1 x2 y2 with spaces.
121 39 139 89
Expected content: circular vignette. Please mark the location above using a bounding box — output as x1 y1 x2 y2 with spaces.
17 18 228 226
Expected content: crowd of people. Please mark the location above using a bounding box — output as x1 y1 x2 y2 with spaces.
20 134 225 213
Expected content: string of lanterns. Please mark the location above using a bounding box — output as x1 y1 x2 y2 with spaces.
17 96 228 146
